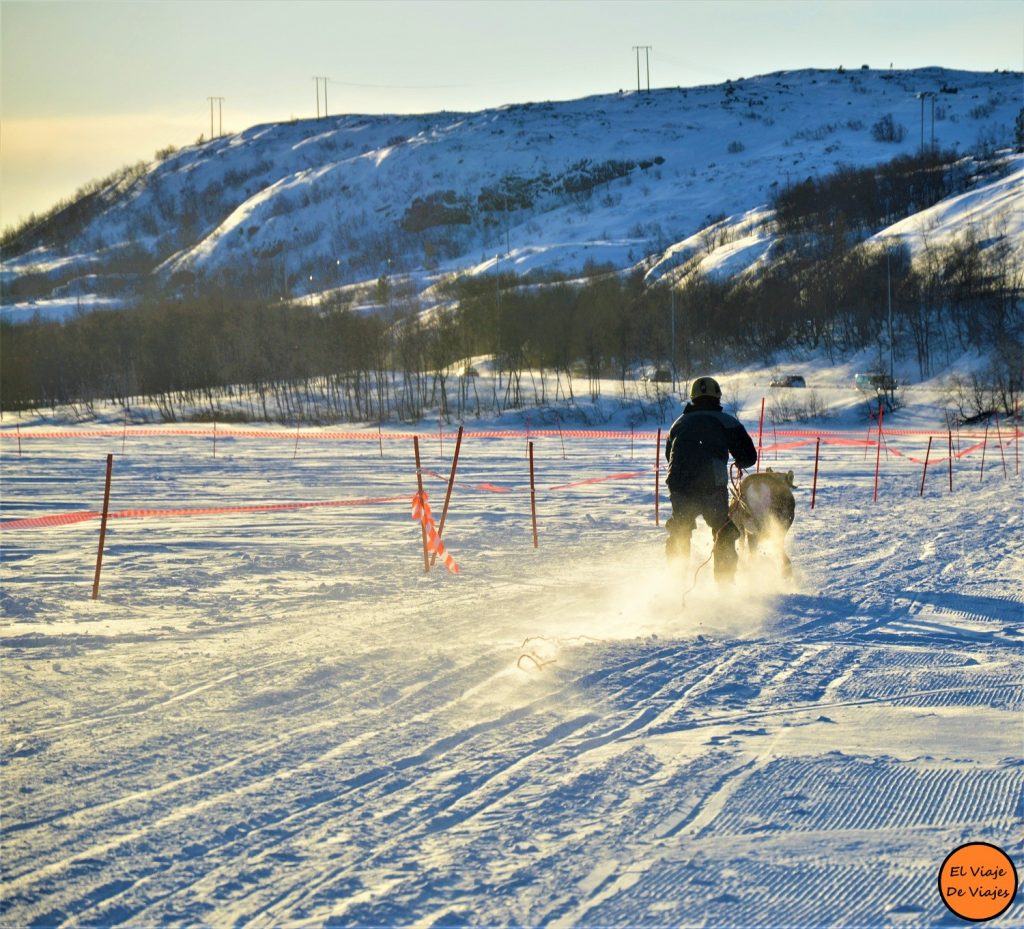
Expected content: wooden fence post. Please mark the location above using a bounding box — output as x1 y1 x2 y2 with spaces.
430 425 463 569
873 406 884 502
655 427 662 526
995 415 1008 480
948 430 954 493
1016 401 1021 476
979 422 990 483
756 397 765 472
529 440 539 549
91 454 114 600
413 436 429 572
919 436 933 497
811 437 821 509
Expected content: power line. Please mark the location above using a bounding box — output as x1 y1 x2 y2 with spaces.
327 77 475 90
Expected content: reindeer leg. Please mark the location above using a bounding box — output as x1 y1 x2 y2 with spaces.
747 529 760 556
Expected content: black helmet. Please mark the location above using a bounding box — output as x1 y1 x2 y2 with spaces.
690 376 722 401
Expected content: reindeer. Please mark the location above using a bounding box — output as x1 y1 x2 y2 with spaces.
729 468 796 578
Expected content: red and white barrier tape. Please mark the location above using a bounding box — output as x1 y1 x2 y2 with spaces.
0 494 408 531
410 490 459 574
3 425 1014 442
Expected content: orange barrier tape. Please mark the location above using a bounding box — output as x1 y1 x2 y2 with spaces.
2 425 1012 443
419 469 513 494
5 431 1018 533
550 470 648 490
0 493 409 531
0 511 103 530
410 491 459 574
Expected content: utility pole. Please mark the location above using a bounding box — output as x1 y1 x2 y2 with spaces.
929 92 936 151
887 247 894 386
917 91 936 153
314 77 330 118
632 46 652 93
504 195 510 257
207 96 224 139
670 281 676 387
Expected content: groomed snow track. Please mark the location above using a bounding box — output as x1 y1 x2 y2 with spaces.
2 426 1022 928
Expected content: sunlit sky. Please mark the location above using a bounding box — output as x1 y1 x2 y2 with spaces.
1 0 1021 230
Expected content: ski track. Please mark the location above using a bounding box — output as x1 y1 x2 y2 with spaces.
1 430 1022 928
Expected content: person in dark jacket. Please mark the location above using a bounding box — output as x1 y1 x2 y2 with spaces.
665 376 758 582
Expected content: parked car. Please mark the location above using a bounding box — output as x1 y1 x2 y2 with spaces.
770 374 806 388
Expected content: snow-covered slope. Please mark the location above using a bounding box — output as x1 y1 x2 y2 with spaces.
874 157 1024 262
2 67 1021 321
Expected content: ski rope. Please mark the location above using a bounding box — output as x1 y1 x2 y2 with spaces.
679 525 724 606
516 635 605 672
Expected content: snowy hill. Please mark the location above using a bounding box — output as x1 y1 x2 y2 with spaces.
1 66 1022 322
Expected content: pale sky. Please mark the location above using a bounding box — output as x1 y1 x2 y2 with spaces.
1 0 1021 230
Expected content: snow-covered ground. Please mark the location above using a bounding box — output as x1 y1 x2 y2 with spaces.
1 382 1022 927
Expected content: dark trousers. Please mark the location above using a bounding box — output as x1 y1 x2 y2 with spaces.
666 490 740 580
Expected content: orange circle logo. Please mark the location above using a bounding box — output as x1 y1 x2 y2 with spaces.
939 843 1018 922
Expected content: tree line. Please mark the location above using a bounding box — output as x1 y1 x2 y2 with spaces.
3 151 1021 423
2 220 1019 424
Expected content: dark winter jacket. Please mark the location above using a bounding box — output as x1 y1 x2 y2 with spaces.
665 397 758 495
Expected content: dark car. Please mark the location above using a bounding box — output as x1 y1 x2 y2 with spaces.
770 374 806 388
